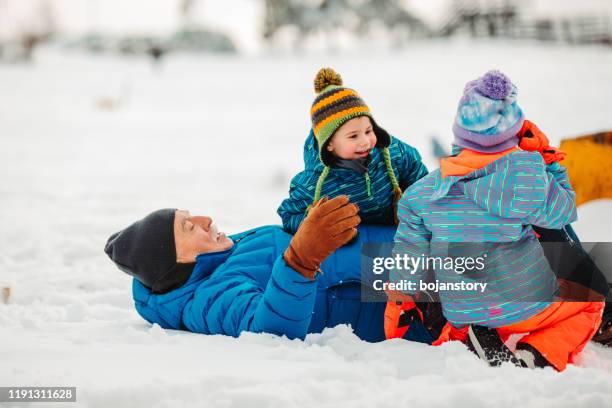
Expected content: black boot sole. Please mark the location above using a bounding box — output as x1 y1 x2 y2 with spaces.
467 325 523 367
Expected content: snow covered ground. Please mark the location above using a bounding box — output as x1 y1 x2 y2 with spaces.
1 41 611 407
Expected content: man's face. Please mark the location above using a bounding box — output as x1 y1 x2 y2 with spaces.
174 210 234 263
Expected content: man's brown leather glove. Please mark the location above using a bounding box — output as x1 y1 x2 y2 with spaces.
284 195 360 280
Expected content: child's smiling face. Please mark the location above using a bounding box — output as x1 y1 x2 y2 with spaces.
326 116 377 160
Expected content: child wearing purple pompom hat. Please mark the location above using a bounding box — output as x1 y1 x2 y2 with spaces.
388 70 604 371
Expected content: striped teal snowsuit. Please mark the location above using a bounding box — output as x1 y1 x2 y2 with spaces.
392 151 577 328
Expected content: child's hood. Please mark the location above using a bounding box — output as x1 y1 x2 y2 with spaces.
431 150 550 219
303 130 325 171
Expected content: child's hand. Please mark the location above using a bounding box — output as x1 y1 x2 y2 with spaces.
541 146 566 164
517 120 550 152
518 120 566 164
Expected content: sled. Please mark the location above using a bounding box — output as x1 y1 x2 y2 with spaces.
560 131 612 206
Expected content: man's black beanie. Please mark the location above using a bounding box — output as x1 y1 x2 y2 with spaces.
104 208 195 294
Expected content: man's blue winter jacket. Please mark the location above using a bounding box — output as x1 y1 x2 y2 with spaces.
132 225 432 343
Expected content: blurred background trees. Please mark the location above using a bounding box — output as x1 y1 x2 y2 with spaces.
262 0 429 48
0 0 56 62
0 0 610 62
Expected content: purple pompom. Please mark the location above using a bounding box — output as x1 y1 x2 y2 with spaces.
477 70 512 100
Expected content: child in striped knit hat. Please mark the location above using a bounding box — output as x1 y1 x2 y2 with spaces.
277 68 428 234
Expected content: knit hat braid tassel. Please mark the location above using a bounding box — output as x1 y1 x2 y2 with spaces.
382 147 403 224
309 166 331 211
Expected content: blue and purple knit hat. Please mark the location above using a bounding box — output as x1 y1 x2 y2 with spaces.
452 70 524 153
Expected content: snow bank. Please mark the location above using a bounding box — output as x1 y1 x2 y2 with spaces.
3 323 612 408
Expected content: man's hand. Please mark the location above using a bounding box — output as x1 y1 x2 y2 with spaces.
284 195 360 280
518 120 566 164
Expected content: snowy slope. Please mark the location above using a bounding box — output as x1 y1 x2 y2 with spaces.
0 42 611 407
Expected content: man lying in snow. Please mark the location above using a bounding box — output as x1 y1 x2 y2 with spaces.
104 195 433 343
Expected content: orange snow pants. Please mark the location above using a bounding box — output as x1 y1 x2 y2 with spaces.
433 301 604 371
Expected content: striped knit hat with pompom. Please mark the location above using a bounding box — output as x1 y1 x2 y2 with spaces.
309 68 401 214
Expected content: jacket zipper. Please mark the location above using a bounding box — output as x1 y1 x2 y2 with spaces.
365 172 372 197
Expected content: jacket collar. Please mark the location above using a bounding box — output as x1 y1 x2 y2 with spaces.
190 228 260 279
332 156 371 174
192 247 234 281
431 150 520 202
440 146 518 178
